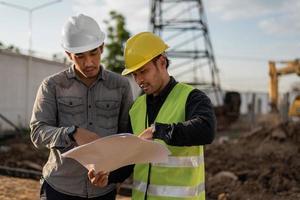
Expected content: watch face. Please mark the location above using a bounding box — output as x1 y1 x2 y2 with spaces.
68 126 76 134
67 126 77 142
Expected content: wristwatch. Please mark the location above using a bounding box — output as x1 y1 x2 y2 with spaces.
150 123 156 134
67 126 78 142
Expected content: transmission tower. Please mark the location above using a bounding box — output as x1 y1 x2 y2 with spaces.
150 0 221 104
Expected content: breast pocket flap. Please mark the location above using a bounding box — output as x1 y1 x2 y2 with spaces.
95 100 120 110
58 97 83 107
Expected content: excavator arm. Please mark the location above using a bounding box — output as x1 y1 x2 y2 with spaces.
268 59 300 116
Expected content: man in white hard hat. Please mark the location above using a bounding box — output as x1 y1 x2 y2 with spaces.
30 14 133 199
123 32 216 200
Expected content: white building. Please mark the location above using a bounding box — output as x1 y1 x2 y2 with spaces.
0 50 67 131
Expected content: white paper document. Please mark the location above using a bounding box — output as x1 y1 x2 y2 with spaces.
62 133 170 173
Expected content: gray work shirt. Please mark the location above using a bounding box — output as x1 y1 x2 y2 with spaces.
30 66 133 198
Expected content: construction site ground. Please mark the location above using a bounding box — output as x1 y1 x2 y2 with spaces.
0 175 130 200
0 116 299 200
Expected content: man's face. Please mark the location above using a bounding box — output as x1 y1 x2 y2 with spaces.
132 57 165 96
67 45 103 79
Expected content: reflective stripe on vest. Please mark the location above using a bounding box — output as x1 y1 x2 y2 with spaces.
153 156 204 168
133 180 205 198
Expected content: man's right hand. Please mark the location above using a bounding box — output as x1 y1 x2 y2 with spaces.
73 128 100 146
88 169 109 188
138 126 155 140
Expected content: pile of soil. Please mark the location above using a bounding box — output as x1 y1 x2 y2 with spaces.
205 120 300 200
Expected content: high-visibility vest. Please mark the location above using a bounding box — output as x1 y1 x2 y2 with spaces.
129 83 205 200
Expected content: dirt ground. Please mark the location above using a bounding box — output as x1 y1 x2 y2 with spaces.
205 118 300 200
0 118 300 200
0 175 40 200
0 175 130 200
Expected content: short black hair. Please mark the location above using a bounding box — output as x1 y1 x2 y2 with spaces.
152 54 170 69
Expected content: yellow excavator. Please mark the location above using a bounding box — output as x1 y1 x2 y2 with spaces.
269 59 300 117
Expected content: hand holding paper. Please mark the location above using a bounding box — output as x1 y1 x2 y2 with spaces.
62 133 170 173
88 169 109 188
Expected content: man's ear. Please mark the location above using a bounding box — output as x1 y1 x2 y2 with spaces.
65 51 72 60
159 55 167 70
99 44 104 53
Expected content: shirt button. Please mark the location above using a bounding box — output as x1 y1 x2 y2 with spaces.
89 122 93 125
88 105 91 108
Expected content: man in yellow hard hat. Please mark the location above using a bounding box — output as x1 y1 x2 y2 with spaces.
30 14 133 200
122 32 216 200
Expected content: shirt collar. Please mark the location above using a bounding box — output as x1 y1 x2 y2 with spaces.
66 65 106 81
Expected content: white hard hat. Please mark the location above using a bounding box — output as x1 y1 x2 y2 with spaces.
61 14 105 54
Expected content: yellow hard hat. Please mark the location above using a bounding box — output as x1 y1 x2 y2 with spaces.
122 32 169 75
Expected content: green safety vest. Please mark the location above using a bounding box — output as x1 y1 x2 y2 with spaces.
129 83 205 200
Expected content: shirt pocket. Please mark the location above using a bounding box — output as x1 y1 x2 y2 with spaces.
95 100 120 130
57 97 84 126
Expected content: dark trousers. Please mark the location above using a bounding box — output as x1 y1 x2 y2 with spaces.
40 181 116 200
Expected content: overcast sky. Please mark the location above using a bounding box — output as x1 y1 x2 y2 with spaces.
0 0 299 93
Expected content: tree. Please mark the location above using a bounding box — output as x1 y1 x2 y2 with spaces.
7 45 20 54
0 41 20 54
103 11 130 74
